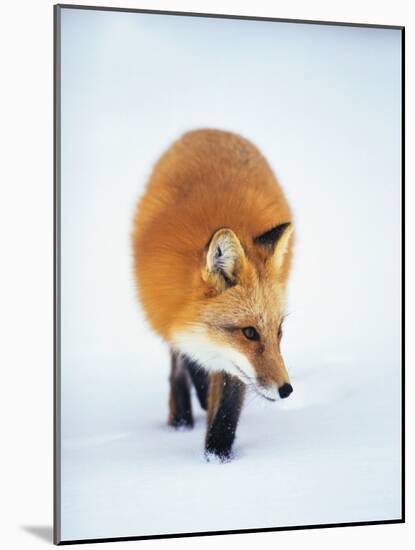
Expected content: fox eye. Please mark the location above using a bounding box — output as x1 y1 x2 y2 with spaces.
278 324 283 339
242 326 260 341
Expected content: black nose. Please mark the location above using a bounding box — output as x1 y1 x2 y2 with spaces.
278 383 293 399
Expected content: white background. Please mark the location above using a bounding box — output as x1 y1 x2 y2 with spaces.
0 1 412 549
58 5 402 542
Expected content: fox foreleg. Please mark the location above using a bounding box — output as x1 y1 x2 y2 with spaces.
205 371 245 461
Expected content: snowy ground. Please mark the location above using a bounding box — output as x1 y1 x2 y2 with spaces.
61 349 401 541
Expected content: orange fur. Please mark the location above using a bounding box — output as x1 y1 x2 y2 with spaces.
132 129 293 350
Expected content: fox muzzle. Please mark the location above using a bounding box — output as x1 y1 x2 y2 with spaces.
278 383 293 399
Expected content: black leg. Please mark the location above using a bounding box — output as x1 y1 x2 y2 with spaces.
182 355 210 411
168 352 194 428
205 372 245 461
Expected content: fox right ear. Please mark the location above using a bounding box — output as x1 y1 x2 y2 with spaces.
203 228 246 291
254 222 293 269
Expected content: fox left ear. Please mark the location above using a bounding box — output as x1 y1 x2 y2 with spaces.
203 228 246 291
254 222 294 269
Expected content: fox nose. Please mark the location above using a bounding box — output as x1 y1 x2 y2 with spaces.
278 383 293 399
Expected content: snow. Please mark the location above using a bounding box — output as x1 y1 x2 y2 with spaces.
58 7 402 543
61 345 401 540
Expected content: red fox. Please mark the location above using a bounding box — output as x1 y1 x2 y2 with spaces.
132 129 294 460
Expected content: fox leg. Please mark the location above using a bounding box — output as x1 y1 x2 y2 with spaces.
205 371 245 460
182 356 209 411
168 351 194 428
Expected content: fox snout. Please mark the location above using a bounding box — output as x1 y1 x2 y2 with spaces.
278 383 293 399
254 350 293 401
255 378 293 401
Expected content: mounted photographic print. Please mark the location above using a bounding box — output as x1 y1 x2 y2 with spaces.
54 4 404 545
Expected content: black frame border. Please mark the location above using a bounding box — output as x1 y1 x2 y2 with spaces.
53 3 405 545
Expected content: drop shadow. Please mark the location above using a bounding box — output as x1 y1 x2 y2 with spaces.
21 525 53 544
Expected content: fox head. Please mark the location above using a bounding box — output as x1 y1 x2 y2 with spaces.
172 223 294 401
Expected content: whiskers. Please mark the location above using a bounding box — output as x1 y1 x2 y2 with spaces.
243 385 276 413
244 386 261 407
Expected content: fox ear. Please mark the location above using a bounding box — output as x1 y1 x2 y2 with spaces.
254 222 294 269
203 228 246 290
